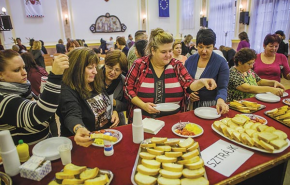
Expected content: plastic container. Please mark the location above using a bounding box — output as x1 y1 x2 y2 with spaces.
16 140 30 162
104 132 114 156
132 109 144 143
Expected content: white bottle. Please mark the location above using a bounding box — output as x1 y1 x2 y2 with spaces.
0 130 21 176
104 132 114 156
132 109 144 144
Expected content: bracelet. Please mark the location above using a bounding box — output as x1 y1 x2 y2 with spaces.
74 125 86 134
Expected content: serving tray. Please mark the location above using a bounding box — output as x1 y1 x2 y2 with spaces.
131 138 208 185
229 100 266 113
264 110 290 128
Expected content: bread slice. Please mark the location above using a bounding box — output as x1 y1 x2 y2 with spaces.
258 132 279 143
165 151 183 158
240 133 248 145
171 147 187 152
156 155 177 163
179 138 194 148
269 139 288 149
257 125 268 132
164 140 180 146
231 116 247 125
182 149 199 160
245 129 257 137
264 126 276 133
244 134 254 147
134 172 156 185
147 148 164 155
252 137 262 148
80 167 99 181
187 142 199 152
90 133 118 142
139 152 156 160
243 121 254 130
137 164 160 176
224 127 234 139
62 178 84 185
84 174 109 185
63 164 87 176
227 120 239 129
232 131 241 143
272 130 288 140
220 117 231 125
151 137 167 144
259 140 274 152
181 177 209 185
182 167 205 178
159 169 183 179
157 176 181 185
55 172 74 184
251 122 262 131
141 159 160 169
184 158 204 170
162 163 183 172
213 121 223 132
177 156 200 165
154 145 172 151
140 143 156 148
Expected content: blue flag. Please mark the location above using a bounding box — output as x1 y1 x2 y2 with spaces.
159 0 169 17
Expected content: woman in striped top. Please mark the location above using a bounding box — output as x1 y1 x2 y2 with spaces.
124 28 217 124
0 50 69 145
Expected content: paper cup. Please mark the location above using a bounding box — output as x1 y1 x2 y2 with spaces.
133 109 142 126
58 144 72 165
0 130 15 153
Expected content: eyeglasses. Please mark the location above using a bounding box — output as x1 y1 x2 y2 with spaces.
106 65 121 73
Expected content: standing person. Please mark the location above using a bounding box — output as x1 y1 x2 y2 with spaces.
126 34 134 48
40 40 48 54
102 50 128 125
31 40 45 69
172 42 187 64
16 38 27 53
66 38 71 52
124 28 217 124
275 30 288 58
29 39 34 52
21 52 48 96
0 50 69 145
181 34 193 56
237 32 250 51
116 37 129 56
57 48 119 142
134 40 148 58
219 45 236 68
56 39 66 54
107 37 114 51
185 29 229 114
253 34 290 82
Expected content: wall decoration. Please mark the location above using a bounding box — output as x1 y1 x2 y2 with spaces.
24 0 44 17
89 13 127 33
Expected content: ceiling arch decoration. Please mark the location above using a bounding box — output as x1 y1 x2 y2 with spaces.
89 13 127 33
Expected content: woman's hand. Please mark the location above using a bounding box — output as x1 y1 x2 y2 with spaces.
189 92 199 102
51 54 69 75
142 102 160 114
273 81 285 91
216 98 229 115
200 78 217 90
110 111 120 128
270 87 284 97
74 127 93 147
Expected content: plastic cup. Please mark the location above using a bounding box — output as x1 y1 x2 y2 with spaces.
58 144 72 165
0 130 16 152
133 109 142 126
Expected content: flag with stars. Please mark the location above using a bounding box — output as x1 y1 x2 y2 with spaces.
159 0 169 17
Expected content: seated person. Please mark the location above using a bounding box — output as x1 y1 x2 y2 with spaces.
0 50 69 145
227 48 285 102
124 28 217 124
57 48 119 147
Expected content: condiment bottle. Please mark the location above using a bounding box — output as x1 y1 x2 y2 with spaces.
132 109 144 144
104 132 114 156
16 139 30 162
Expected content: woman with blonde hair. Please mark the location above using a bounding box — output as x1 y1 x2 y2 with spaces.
31 40 45 68
57 48 119 147
172 42 187 64
181 34 193 55
124 28 217 124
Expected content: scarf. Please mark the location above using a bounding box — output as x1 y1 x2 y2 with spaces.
0 81 36 99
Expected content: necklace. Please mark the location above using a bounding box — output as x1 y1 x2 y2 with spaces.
104 79 112 88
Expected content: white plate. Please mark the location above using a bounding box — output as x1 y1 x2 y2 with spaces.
194 107 221 119
92 129 123 147
255 93 281 103
172 122 204 138
283 92 288 97
32 137 72 161
154 103 180 112
242 114 268 125
211 124 290 153
282 98 290 106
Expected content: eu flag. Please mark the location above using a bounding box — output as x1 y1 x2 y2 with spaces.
159 0 169 17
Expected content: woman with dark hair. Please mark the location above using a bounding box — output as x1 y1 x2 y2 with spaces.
227 48 285 102
237 32 250 51
57 48 119 147
181 34 193 55
40 40 48 54
56 39 66 54
134 40 147 58
100 38 108 54
116 37 129 56
253 34 290 82
219 45 236 68
185 29 229 114
102 50 128 125
275 30 288 58
21 52 48 96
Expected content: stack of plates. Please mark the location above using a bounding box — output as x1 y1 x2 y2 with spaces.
194 107 221 119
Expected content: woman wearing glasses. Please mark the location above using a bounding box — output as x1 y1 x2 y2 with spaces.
102 50 128 125
227 48 285 102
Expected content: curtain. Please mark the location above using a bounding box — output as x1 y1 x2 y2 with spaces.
248 0 290 53
181 0 195 31
208 0 235 48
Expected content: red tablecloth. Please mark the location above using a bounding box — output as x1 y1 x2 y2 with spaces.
1 92 290 185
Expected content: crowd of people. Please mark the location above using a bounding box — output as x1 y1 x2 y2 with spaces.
0 28 289 148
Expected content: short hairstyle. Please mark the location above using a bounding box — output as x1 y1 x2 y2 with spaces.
21 52 38 73
172 42 181 49
16 38 21 41
135 30 146 41
263 34 281 46
62 48 103 99
116 37 126 45
275 30 285 37
128 34 132 38
196 29 216 46
135 40 148 57
29 39 34 47
12 45 20 52
40 40 44 46
0 50 20 72
105 50 128 73
58 39 63 44
234 48 257 66
93 48 101 54
145 28 173 56
238 32 249 42
184 35 193 45
32 41 42 50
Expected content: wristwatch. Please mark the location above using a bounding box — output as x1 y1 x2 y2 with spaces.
74 125 86 134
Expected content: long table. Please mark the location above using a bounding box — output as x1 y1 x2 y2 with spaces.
1 92 290 185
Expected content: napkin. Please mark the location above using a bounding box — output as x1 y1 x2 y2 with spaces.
142 118 165 135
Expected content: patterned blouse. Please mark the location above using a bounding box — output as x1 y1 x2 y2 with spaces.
227 67 261 102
